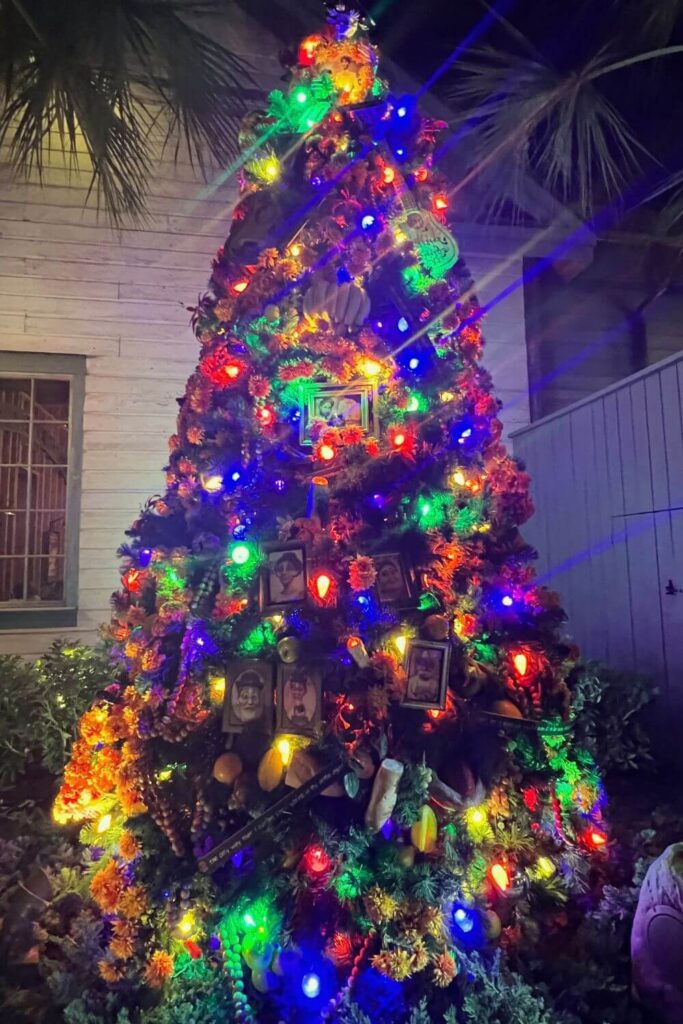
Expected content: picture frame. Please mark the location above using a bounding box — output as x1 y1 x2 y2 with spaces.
373 552 415 606
276 663 322 736
260 543 308 612
402 640 450 711
222 659 274 734
299 381 377 446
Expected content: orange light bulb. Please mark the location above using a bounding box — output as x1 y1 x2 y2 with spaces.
315 574 331 599
392 432 406 448
512 652 528 677
383 166 396 185
231 278 248 294
433 194 448 211
319 444 336 462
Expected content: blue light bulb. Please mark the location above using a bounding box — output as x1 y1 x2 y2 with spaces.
231 470 241 482
398 316 409 333
302 973 321 998
396 147 405 157
453 906 475 934
274 478 286 492
397 105 407 118
501 595 514 607
361 213 376 230
408 356 419 370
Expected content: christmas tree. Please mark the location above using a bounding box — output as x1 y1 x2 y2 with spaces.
53 8 607 1022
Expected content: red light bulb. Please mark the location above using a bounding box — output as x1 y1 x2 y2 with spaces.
231 278 249 295
319 444 336 462
512 652 528 677
316 574 331 599
491 862 511 891
432 194 448 212
303 844 331 875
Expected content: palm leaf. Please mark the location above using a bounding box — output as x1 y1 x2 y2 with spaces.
0 0 254 224
446 43 651 220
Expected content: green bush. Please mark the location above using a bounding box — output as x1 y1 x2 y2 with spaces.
0 641 110 786
570 661 656 773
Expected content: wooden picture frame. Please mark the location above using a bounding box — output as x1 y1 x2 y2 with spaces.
276 663 322 737
222 659 274 734
260 543 308 612
402 641 450 711
299 381 377 445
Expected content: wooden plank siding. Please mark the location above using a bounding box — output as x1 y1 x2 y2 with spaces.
512 351 683 761
0 8 537 658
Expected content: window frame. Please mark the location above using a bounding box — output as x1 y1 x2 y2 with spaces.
0 352 85 631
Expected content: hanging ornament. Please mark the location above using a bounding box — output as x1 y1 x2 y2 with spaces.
424 614 449 640
302 278 371 328
257 747 285 792
365 758 404 832
277 636 301 663
410 804 438 853
213 752 243 785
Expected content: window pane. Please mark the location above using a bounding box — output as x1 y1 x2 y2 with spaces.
32 421 69 465
0 379 32 420
0 510 27 556
29 511 66 556
0 465 28 510
0 422 30 463
0 557 26 601
27 556 64 601
31 465 68 511
33 379 70 421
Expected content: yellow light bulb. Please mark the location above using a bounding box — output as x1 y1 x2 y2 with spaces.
394 634 407 656
202 474 223 493
276 737 292 766
177 911 195 937
290 243 302 257
264 158 279 181
452 470 466 487
361 358 382 376
209 676 226 704
440 390 455 402
96 813 112 834
470 808 484 824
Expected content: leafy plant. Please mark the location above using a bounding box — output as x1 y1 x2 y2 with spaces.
569 661 656 773
0 0 254 224
0 641 110 786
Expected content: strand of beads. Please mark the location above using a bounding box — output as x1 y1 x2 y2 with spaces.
224 927 256 1024
320 930 376 1022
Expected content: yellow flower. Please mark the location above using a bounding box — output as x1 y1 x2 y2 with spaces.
144 951 174 988
410 940 430 972
364 885 399 923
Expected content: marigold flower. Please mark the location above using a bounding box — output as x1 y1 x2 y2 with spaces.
98 958 124 983
109 930 136 960
348 555 377 592
432 950 458 987
144 950 174 988
118 831 141 862
90 861 124 914
117 884 148 920
80 707 109 746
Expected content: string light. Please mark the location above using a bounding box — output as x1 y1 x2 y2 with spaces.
319 444 336 462
276 737 292 766
383 165 395 184
394 634 408 656
230 278 248 295
302 973 321 998
177 911 196 937
490 863 511 892
209 676 226 704
512 652 528 677
361 357 382 376
201 473 223 493
96 813 112 834
229 543 252 566
432 194 448 211
314 573 331 600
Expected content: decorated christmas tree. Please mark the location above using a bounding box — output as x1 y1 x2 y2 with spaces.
53 8 608 1022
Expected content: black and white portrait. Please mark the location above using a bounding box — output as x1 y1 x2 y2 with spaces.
402 641 449 710
276 664 322 736
223 660 273 734
300 382 376 444
374 552 412 604
260 544 307 610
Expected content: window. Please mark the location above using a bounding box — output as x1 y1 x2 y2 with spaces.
0 354 84 630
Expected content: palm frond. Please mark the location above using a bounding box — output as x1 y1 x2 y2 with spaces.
446 42 653 220
0 0 255 224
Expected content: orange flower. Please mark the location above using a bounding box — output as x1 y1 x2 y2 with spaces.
432 951 458 987
348 555 377 592
117 884 148 920
109 920 137 960
80 707 109 746
98 958 124 983
90 861 124 914
144 951 174 988
340 424 364 445
118 831 140 862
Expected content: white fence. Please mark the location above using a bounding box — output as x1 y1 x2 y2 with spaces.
512 351 683 759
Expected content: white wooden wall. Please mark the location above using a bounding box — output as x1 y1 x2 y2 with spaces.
0 7 539 658
512 352 683 758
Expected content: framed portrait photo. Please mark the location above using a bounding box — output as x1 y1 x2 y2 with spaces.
299 381 377 445
373 552 414 606
260 543 308 612
402 641 450 711
222 660 274 734
276 663 322 737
